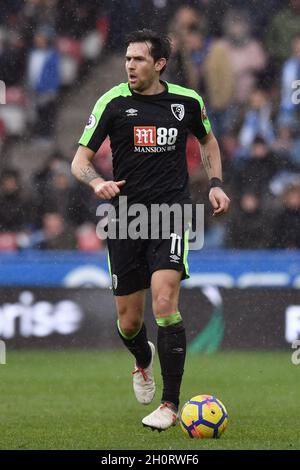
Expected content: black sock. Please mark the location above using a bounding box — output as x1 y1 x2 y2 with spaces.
117 322 152 369
157 322 186 410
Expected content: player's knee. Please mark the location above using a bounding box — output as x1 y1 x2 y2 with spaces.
153 293 176 317
118 317 142 337
119 324 141 338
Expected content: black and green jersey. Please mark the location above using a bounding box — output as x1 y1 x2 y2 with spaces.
79 81 211 206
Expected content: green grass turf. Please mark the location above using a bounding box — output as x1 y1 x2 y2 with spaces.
0 350 299 450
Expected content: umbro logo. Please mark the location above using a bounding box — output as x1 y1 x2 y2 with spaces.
172 347 184 353
170 254 180 262
126 108 138 116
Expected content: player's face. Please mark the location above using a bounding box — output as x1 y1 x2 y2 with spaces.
125 42 160 92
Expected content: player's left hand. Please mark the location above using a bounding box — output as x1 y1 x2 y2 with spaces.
209 187 230 216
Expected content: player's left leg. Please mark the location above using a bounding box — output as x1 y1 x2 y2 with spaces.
142 269 186 430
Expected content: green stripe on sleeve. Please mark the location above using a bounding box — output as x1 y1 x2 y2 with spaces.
79 83 131 146
107 251 112 277
183 227 190 278
167 82 211 134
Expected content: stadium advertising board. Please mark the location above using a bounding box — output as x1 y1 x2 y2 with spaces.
0 287 299 350
0 250 300 287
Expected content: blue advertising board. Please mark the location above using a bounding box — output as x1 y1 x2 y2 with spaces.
0 250 300 288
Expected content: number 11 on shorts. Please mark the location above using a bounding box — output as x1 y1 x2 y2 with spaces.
170 233 181 257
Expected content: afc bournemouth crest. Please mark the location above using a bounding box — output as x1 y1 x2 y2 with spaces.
171 104 185 121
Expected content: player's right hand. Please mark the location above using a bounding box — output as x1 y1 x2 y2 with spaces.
92 180 126 199
209 187 230 216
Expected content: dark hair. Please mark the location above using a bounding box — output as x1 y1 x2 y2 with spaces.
252 135 267 145
0 168 20 181
125 29 171 75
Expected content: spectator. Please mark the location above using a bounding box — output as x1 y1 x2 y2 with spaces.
33 152 74 225
221 8 267 101
170 4 202 30
0 169 33 232
239 86 275 150
0 1 23 25
196 0 282 39
21 0 58 52
271 183 300 249
76 222 102 251
27 25 60 139
226 191 270 249
33 211 77 250
205 9 266 137
266 0 300 65
40 160 73 221
231 136 290 197
107 0 182 50
33 151 67 196
68 182 99 227
0 30 26 86
272 124 300 166
56 0 102 39
167 9 211 90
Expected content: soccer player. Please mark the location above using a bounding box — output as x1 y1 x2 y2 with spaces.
71 29 230 431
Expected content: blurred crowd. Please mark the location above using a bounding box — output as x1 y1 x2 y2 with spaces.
164 0 300 250
0 0 108 144
0 0 300 251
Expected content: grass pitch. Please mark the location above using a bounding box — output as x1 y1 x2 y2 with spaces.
0 350 299 450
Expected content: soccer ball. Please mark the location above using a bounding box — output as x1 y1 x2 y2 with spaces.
179 394 228 438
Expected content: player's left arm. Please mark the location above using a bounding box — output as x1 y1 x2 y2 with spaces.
199 131 230 216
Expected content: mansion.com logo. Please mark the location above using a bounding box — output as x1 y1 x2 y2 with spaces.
134 126 178 153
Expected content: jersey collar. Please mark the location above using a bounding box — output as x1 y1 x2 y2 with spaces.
128 80 168 101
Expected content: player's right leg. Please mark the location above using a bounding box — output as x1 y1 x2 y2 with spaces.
107 236 155 404
116 292 156 405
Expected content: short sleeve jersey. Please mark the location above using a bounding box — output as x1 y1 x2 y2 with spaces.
79 81 211 206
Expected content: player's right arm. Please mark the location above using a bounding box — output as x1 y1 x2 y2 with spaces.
71 145 125 200
71 87 126 200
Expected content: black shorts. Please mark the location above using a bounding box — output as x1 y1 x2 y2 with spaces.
107 230 190 296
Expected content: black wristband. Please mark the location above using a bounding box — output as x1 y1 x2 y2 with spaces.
209 177 223 189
